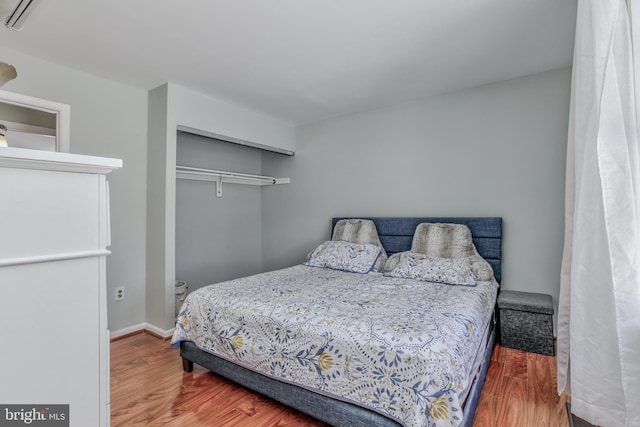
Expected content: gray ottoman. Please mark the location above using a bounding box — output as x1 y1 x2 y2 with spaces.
497 290 554 356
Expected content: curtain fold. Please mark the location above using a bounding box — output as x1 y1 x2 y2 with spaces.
557 0 640 426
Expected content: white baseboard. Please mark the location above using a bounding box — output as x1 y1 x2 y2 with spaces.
110 322 175 340
144 322 175 339
110 323 146 339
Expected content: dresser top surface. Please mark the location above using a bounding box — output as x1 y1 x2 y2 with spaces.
0 147 122 174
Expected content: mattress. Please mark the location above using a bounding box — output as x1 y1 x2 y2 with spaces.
171 264 498 427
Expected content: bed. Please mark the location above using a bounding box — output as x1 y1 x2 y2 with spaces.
172 217 502 427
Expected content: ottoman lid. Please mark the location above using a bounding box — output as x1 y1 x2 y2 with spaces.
498 290 554 314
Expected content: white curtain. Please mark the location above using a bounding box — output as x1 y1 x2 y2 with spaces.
557 0 640 426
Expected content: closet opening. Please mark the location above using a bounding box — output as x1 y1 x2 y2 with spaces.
174 129 289 295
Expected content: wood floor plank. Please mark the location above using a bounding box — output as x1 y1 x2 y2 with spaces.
110 334 567 427
490 343 506 362
556 392 570 427
527 385 554 427
526 353 556 427
502 347 528 380
472 392 498 427
482 359 505 398
495 376 528 427
528 353 555 403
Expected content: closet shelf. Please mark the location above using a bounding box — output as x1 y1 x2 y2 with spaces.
176 165 290 197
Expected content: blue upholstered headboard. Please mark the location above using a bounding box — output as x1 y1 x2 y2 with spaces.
332 217 503 283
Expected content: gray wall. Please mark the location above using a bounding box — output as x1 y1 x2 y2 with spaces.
1 44 570 333
146 85 169 329
0 46 148 333
262 67 571 318
175 132 263 292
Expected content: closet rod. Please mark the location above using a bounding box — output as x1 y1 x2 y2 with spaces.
176 165 290 197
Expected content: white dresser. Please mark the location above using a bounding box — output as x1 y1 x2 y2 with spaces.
0 148 122 427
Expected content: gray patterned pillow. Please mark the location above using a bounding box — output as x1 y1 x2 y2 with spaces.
305 240 381 273
470 255 494 281
384 251 477 286
383 252 402 272
332 219 388 271
410 222 495 282
411 223 476 258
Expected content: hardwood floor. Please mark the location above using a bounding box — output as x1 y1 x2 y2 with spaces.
473 343 569 427
111 332 570 427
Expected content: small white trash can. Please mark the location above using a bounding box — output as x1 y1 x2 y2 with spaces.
175 280 188 318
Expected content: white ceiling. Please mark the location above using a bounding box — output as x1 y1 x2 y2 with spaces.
0 0 577 125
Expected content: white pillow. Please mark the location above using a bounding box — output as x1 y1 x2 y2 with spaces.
384 251 477 286
305 240 381 274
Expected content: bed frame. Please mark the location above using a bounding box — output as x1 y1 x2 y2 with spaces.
180 216 502 427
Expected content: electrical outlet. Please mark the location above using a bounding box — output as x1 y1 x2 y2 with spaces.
115 286 125 301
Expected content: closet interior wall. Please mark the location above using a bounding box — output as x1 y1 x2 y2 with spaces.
175 131 263 292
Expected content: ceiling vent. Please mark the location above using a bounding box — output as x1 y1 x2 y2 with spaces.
5 0 40 31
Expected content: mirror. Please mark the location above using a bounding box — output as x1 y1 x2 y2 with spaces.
0 90 70 152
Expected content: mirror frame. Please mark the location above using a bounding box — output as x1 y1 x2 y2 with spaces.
0 89 70 152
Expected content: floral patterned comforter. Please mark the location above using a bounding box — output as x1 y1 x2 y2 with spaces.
171 265 498 427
